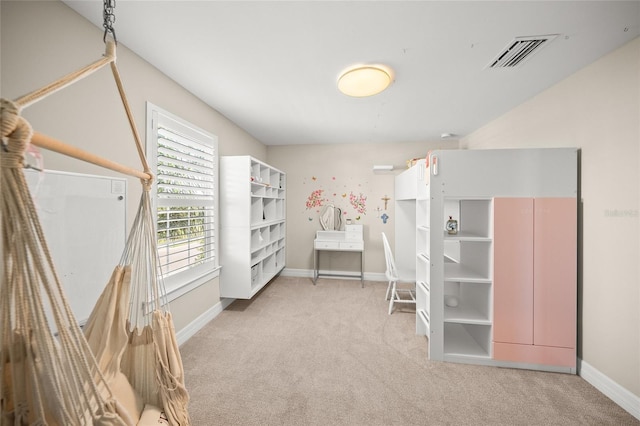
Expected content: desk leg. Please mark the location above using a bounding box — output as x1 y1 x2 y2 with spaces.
360 251 364 288
313 249 318 285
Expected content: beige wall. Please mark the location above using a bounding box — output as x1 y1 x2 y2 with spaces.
1 1 266 334
267 141 454 276
461 38 640 397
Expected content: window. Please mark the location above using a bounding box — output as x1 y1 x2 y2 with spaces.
146 103 219 298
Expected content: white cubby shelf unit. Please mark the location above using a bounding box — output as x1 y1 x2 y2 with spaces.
219 156 286 299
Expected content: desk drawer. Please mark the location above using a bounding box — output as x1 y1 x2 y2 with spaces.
315 241 340 249
339 241 364 250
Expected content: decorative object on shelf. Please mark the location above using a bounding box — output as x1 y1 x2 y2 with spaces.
444 295 459 308
406 157 421 168
446 216 458 235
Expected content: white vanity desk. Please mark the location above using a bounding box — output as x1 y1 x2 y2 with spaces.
313 224 364 287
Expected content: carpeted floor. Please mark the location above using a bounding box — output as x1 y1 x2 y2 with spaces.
180 276 638 425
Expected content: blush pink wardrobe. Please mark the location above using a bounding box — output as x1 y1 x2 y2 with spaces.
493 197 577 368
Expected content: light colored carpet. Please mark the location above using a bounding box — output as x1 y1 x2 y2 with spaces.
180 276 638 425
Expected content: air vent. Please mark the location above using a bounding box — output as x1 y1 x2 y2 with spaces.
488 35 558 68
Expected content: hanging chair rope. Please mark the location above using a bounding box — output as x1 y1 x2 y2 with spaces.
12 40 152 185
2 3 191 422
2 98 126 425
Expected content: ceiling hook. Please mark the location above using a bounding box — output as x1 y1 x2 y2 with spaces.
103 0 118 44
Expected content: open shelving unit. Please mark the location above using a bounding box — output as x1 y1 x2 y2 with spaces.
437 198 493 362
220 156 286 299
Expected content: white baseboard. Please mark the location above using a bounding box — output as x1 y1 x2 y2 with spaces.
282 267 386 282
578 358 640 420
176 300 226 346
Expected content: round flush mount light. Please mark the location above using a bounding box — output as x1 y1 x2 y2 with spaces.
337 64 393 97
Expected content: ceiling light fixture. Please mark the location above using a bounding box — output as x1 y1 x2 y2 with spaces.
337 65 393 97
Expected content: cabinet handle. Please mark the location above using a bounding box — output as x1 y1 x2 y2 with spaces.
432 155 438 176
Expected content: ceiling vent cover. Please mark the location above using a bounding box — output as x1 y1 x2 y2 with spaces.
488 34 558 68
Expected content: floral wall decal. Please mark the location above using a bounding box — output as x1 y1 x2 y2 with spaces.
302 175 371 225
349 192 367 216
305 188 325 210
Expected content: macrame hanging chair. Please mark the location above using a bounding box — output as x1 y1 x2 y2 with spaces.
2 11 190 424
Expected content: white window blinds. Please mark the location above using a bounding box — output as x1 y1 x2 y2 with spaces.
149 106 217 280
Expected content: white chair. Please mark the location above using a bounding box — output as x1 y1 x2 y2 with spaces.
381 232 416 315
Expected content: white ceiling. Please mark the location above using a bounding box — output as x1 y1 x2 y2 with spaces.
63 1 640 146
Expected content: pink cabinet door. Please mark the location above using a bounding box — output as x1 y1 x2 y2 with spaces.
493 198 534 345
533 198 577 349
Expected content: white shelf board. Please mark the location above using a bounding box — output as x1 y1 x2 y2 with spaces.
444 263 491 282
443 231 491 241
444 305 491 325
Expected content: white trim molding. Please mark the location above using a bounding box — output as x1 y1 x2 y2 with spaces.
578 358 640 420
176 300 224 346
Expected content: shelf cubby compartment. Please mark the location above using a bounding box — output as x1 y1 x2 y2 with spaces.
250 162 269 185
269 223 282 243
443 240 491 281
250 197 265 225
251 181 266 197
250 263 262 288
443 198 492 239
251 226 270 248
262 252 277 275
443 323 491 359
275 199 285 220
263 198 277 221
250 247 266 264
269 169 282 189
276 247 285 268
443 281 491 324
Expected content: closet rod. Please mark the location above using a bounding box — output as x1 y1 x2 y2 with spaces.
30 131 152 181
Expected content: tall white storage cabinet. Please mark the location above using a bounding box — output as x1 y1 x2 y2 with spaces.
396 148 578 373
219 156 286 299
